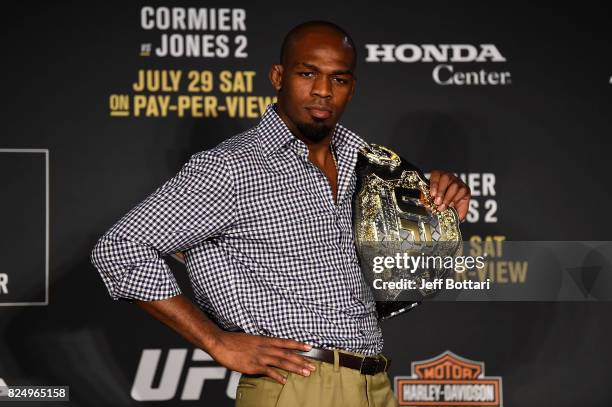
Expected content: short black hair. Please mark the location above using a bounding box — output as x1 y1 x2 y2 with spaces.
279 20 357 67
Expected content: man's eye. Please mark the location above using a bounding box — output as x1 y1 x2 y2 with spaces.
333 77 348 84
299 72 315 77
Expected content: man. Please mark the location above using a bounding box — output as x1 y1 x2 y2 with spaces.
91 21 470 407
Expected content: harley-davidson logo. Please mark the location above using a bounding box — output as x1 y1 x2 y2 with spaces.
394 351 503 406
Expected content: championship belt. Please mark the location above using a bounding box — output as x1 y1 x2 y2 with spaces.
353 144 462 320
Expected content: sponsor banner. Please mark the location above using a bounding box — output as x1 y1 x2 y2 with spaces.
395 351 502 407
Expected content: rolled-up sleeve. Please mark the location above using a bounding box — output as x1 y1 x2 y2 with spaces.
91 150 235 302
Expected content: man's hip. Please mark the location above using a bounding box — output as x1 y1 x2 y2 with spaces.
235 347 398 407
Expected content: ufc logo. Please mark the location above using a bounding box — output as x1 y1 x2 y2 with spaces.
131 349 240 401
395 188 433 245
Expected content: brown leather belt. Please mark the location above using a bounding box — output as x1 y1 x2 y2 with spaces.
295 348 391 375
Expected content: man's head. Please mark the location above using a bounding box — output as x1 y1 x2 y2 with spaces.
269 21 357 143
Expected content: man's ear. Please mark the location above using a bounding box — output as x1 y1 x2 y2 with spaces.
348 77 356 101
269 64 284 91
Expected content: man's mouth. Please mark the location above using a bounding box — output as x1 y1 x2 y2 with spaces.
305 105 332 120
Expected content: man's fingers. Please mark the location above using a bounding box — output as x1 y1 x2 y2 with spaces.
264 367 288 385
255 338 316 378
450 187 470 220
452 187 470 206
429 181 439 202
434 173 452 205
427 170 471 214
439 183 459 211
271 337 312 351
455 196 470 221
265 354 312 377
429 170 441 197
268 348 316 372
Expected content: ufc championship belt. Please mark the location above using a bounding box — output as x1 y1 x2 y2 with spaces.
353 144 462 320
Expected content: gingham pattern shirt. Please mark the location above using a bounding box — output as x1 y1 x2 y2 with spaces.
91 103 383 355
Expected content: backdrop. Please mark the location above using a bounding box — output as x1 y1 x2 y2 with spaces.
1 2 611 406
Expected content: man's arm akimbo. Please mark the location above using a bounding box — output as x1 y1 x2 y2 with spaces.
134 294 316 385
90 149 316 383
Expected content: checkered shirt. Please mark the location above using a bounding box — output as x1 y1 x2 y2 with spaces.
91 103 384 355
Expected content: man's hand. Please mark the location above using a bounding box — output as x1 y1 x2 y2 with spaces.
135 295 315 386
209 331 316 384
429 169 471 221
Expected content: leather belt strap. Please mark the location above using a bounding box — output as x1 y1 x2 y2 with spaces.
295 348 391 375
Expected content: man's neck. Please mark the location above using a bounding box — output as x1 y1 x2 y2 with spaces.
275 106 335 167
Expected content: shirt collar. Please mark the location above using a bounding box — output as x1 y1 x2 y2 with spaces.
256 103 368 157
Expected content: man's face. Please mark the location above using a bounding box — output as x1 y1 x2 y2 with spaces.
270 29 356 143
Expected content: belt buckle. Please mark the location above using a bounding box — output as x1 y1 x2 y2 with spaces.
359 356 379 375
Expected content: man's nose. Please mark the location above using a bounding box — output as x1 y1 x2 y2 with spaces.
311 75 332 98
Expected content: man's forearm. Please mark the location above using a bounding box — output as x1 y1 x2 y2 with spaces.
134 294 223 353
134 293 316 384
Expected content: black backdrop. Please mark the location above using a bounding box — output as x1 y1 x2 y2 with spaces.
1 2 611 406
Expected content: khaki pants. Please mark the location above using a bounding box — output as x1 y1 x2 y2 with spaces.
235 349 398 407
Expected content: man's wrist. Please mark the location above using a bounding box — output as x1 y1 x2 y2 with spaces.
199 323 225 354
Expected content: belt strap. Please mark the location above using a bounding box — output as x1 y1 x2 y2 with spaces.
295 348 391 375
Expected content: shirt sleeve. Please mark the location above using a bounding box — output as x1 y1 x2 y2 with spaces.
90 150 236 302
